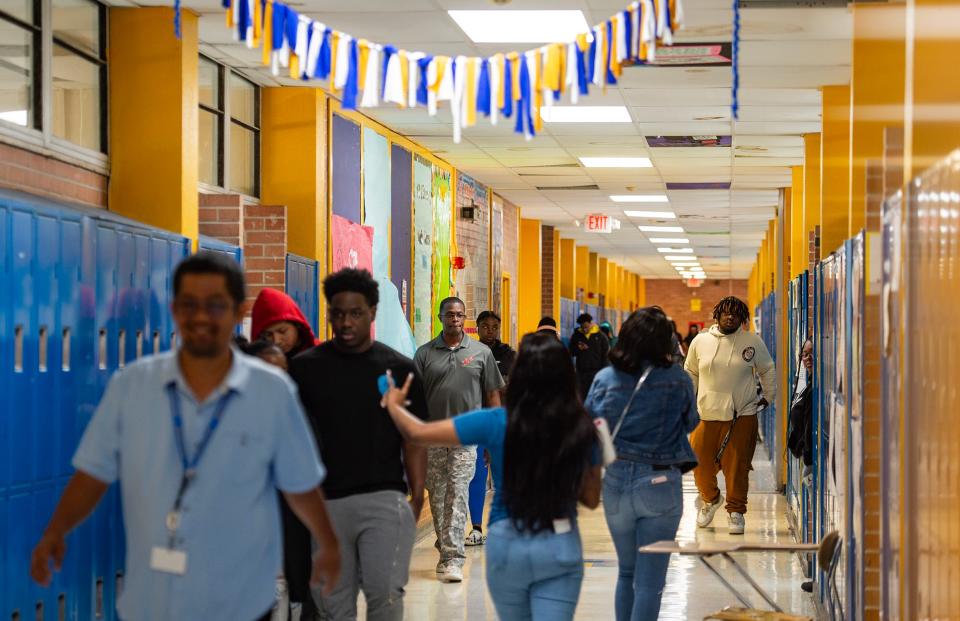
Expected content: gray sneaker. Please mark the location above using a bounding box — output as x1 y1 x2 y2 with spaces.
438 565 463 583
728 512 745 535
697 494 724 528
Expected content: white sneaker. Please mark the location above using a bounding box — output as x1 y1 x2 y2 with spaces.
697 494 724 528
465 529 486 546
438 565 463 583
728 512 745 535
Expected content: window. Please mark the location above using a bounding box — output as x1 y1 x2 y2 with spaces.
0 0 107 153
198 55 260 197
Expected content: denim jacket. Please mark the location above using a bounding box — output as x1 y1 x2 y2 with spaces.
585 364 699 471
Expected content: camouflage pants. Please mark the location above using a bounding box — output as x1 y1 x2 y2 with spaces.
426 446 477 569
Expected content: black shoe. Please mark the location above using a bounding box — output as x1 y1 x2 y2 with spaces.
801 580 814 593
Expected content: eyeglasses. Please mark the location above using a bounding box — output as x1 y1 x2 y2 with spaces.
443 313 466 320
174 298 233 319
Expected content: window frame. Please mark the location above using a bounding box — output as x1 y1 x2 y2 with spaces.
0 0 109 165
198 55 261 199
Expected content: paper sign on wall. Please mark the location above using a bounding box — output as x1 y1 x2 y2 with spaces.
331 214 373 272
691 298 702 312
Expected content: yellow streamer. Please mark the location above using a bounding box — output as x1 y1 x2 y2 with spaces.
358 39 370 87
261 0 273 66
252 0 261 48
495 54 505 110
430 56 449 93
398 50 409 108
533 50 543 132
508 53 521 102
465 58 478 127
543 44 562 93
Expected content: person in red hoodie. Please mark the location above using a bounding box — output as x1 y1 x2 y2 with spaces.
251 288 320 620
252 288 319 358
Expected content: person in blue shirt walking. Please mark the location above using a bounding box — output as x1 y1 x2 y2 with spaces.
30 252 341 621
382 332 601 620
585 306 699 621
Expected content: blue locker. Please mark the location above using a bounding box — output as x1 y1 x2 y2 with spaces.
1 190 190 621
285 253 319 336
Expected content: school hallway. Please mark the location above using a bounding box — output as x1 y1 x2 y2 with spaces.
361 448 816 620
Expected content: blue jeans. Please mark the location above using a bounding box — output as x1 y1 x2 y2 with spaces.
468 445 488 528
485 519 585 620
602 462 683 621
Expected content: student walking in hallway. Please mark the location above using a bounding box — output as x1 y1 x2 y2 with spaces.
289 268 427 620
569 313 610 400
414 298 505 582
383 332 602 620
29 253 340 621
684 297 775 535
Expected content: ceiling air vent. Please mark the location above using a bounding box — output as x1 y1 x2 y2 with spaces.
738 0 846 6
666 182 732 190
648 136 731 147
534 184 601 191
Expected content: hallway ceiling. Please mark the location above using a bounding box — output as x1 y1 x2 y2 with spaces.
165 0 852 279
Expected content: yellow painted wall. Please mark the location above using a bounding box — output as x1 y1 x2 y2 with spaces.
518 218 542 337
598 257 609 304
575 245 589 294
560 238 576 298
108 8 198 239
803 133 822 262
588 252 600 302
552 229 561 318
822 85 852 255
637 275 646 307
790 167 805 279
851 4 906 236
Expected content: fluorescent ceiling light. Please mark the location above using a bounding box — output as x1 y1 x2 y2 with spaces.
657 248 694 253
611 195 668 203
449 10 590 43
649 238 689 244
540 106 632 123
639 226 684 233
624 210 676 219
665 255 698 261
671 262 701 267
579 157 652 168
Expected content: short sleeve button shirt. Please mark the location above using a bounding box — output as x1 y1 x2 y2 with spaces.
71 350 325 621
414 335 505 421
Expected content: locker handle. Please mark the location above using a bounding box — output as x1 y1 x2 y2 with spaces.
118 329 126 369
98 329 107 371
34 601 42 621
152 330 160 355
136 330 143 360
95 577 103 618
15 325 23 372
57 594 65 621
38 326 48 373
12 610 20 621
62 328 71 372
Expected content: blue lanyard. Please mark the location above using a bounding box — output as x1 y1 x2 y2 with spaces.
163 382 234 540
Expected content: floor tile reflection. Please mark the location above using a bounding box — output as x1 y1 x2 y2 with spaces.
365 449 817 619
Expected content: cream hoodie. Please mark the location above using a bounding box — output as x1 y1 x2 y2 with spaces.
684 325 776 421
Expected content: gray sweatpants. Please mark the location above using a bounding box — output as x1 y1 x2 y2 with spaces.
314 490 416 621
426 446 477 570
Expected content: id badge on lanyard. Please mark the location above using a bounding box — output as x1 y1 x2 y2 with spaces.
150 383 234 575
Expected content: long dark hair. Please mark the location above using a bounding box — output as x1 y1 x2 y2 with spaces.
609 306 675 373
503 332 596 533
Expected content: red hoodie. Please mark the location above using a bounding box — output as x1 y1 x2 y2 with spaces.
251 288 319 356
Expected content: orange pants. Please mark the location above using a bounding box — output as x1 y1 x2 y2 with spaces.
689 415 759 515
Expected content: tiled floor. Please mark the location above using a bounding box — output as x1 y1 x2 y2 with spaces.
363 448 817 619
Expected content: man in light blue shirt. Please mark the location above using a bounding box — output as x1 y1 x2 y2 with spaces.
30 253 341 621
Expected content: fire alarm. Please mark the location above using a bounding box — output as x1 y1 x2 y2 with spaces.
452 256 466 270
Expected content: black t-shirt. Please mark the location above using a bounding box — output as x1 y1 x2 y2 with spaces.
289 341 428 500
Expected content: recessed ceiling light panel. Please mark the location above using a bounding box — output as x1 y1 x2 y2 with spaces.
610 194 668 203
448 10 590 44
638 226 684 233
657 248 694 253
649 238 689 244
624 210 676 219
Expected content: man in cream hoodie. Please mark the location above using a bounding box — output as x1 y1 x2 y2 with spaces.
684 296 775 535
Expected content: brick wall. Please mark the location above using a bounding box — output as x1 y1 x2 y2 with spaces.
199 194 242 246
244 204 287 304
643 279 749 334
541 224 555 317
454 174 491 319
501 196 520 347
0 142 107 208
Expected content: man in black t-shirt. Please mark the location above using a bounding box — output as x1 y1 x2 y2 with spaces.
289 269 427 621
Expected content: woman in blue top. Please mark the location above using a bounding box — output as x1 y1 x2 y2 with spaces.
382 332 601 620
584 307 699 621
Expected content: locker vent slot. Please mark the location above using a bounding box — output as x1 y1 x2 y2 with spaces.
62 329 71 371
15 325 24 372
115 571 124 598
38 326 48 372
98 329 107 370
135 330 143 359
152 330 160 354
118 329 126 368
95 578 103 618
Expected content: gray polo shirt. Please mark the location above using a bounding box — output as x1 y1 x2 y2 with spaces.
415 334 506 421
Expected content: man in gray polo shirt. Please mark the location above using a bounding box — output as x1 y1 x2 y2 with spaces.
414 297 505 583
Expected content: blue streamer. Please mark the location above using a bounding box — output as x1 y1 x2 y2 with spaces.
501 57 513 119
731 0 740 120
477 58 491 117
605 20 617 86
342 38 359 110
416 56 432 107
174 0 182 38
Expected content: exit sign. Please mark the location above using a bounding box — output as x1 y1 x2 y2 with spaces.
585 214 620 234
